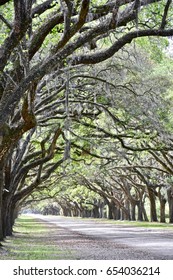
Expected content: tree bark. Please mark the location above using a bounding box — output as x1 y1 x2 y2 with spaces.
2 198 16 236
0 190 3 241
137 201 143 221
160 199 166 223
131 203 136 221
107 200 118 220
142 204 149 222
124 199 131 220
148 188 158 222
167 188 173 223
0 162 4 240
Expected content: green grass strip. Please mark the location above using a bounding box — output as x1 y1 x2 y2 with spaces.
63 216 173 229
0 215 74 260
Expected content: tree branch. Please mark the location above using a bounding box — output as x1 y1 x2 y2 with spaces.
160 0 172 29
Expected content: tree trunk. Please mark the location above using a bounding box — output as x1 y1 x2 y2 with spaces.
124 200 131 220
99 202 104 218
0 164 4 240
131 203 136 221
92 205 100 218
5 202 16 236
120 209 124 220
112 204 119 220
167 188 173 223
0 190 3 241
107 202 114 219
137 201 143 221
142 204 149 222
2 196 13 237
160 198 166 223
115 207 121 220
5 214 13 236
169 201 173 223
148 188 158 222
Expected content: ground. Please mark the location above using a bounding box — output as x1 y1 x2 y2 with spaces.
38 215 173 260
1 215 173 260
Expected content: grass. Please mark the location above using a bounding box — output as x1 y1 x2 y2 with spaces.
109 220 173 228
0 216 74 260
63 216 173 229
1 215 172 260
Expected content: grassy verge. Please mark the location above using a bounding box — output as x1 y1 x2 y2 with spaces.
0 216 74 260
1 215 172 260
104 220 173 228
62 216 173 229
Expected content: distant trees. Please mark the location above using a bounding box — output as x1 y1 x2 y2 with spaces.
25 46 173 224
1 0 173 240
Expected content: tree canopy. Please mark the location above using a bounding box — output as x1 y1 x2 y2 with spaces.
1 0 173 241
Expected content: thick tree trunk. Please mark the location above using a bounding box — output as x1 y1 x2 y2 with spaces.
168 198 173 223
5 202 15 236
1 196 13 237
137 201 143 221
4 215 13 236
120 209 124 220
142 204 149 222
92 205 100 218
160 198 166 223
148 189 158 222
167 188 173 223
99 202 105 218
124 200 131 220
0 164 4 240
131 203 136 221
112 204 119 220
61 207 69 216
0 190 3 241
115 207 121 220
158 190 166 223
107 202 114 219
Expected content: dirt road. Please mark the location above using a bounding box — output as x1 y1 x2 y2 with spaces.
33 215 173 260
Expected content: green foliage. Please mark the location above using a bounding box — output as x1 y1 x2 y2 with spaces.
23 41 173 222
2 0 173 228
136 37 169 62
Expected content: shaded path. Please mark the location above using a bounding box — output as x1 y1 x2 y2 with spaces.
33 215 173 260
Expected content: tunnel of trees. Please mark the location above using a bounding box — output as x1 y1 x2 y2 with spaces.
1 0 173 241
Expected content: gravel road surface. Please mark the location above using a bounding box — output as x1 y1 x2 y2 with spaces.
33 215 173 260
